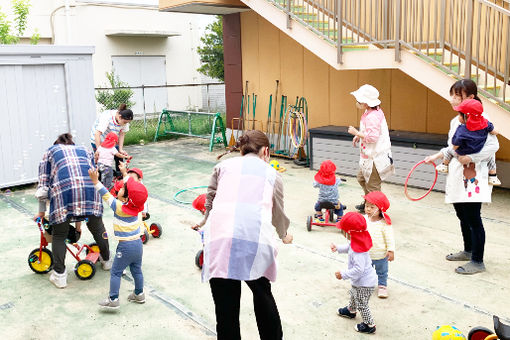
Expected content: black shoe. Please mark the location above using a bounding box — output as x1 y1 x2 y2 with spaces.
354 322 376 334
355 202 365 213
338 306 356 319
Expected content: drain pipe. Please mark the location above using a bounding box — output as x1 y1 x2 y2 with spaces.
64 0 71 43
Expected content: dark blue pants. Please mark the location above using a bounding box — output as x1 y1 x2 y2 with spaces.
110 239 143 298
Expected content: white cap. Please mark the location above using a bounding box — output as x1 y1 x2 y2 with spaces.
350 84 381 107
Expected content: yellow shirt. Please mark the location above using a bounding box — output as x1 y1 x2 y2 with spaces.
365 215 395 260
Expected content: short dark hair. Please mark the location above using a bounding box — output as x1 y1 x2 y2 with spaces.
53 133 75 145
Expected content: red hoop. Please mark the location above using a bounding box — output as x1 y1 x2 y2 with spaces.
404 160 438 201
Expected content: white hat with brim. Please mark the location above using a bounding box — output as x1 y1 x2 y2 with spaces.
350 84 381 107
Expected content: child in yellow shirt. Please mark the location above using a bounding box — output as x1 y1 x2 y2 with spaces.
364 191 394 299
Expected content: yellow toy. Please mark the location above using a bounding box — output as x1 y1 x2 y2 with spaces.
432 325 466 340
270 160 286 173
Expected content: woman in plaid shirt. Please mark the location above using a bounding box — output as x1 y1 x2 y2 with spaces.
35 133 111 289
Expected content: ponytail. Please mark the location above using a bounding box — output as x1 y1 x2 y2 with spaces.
450 79 481 102
117 103 133 121
217 130 269 160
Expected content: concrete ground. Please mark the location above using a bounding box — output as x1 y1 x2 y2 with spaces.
1 137 509 339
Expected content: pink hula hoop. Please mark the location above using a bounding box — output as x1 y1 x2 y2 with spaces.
404 160 438 201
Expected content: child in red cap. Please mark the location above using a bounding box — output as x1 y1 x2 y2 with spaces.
331 212 377 334
313 160 346 222
436 99 500 185
95 132 129 189
363 191 394 299
89 161 148 310
191 194 207 231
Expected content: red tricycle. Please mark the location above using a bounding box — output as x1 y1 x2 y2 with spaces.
27 218 100 280
468 315 510 340
306 201 340 231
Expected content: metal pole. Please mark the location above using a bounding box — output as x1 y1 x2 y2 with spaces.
337 0 343 64
142 85 147 135
207 84 210 112
440 0 446 64
395 0 401 62
287 0 292 29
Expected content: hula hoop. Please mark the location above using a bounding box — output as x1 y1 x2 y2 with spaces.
173 185 208 204
288 108 307 149
404 160 438 201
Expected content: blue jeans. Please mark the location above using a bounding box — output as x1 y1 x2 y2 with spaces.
314 201 345 217
372 257 388 287
110 239 143 298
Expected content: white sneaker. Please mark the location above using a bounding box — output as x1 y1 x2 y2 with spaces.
100 254 113 271
49 269 67 289
488 176 501 186
127 292 146 304
98 297 120 310
436 164 449 173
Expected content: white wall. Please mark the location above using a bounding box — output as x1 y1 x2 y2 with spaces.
0 0 218 110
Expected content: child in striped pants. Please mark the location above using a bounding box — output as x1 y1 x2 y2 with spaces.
332 212 378 334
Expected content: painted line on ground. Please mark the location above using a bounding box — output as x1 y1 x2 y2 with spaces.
2 194 216 336
291 241 510 324
122 273 216 337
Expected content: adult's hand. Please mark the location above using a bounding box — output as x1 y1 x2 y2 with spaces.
424 152 442 164
458 155 472 165
282 233 293 244
352 135 360 147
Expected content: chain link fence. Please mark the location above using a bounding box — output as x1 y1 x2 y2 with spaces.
95 83 225 145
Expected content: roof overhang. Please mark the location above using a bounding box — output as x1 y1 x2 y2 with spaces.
160 0 249 14
105 29 181 37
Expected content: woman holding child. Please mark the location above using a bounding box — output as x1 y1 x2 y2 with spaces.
197 130 293 340
425 79 499 275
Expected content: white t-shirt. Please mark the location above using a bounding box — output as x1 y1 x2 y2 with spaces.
90 110 130 145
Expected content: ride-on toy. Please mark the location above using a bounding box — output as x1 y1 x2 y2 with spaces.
140 213 162 244
28 218 100 280
193 228 204 269
468 316 510 340
306 202 340 231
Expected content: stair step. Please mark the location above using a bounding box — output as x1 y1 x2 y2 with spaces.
294 13 318 20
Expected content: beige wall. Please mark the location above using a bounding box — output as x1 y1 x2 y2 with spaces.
240 11 510 161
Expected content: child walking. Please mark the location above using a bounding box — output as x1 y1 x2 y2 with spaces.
89 161 148 310
313 160 346 222
331 212 377 334
363 191 394 299
95 132 128 189
436 99 500 185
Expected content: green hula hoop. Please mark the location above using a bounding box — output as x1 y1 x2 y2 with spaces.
173 185 208 204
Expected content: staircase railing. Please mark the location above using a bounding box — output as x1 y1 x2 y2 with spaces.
267 0 510 110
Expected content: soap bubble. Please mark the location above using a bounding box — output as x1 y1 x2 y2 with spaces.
4 189 12 196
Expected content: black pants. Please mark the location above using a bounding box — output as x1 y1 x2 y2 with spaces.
209 277 283 340
453 202 485 263
52 215 110 273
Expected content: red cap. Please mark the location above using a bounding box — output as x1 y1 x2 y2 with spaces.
128 168 143 180
109 180 124 197
192 194 207 213
454 99 488 131
314 160 337 185
121 179 148 216
336 212 373 253
101 132 118 148
363 191 392 225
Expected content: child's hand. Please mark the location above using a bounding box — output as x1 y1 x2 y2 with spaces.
458 155 472 165
88 168 99 184
330 243 337 252
118 161 128 176
387 251 395 261
33 212 45 221
335 271 342 280
352 135 360 147
75 221 82 233
191 224 201 231
348 126 358 136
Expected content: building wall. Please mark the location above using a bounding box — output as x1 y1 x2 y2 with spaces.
7 0 218 111
240 11 510 161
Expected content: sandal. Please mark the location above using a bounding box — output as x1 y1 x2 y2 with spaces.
455 261 486 275
446 251 471 261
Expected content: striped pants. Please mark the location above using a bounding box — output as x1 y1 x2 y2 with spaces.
443 149 496 172
348 286 375 325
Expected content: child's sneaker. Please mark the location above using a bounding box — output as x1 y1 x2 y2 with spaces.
314 214 324 223
488 175 501 186
354 322 376 334
98 297 120 310
49 269 67 289
127 292 146 304
377 285 388 298
337 306 356 319
436 164 449 173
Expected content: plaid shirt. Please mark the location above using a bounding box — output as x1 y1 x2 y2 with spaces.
38 144 103 225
